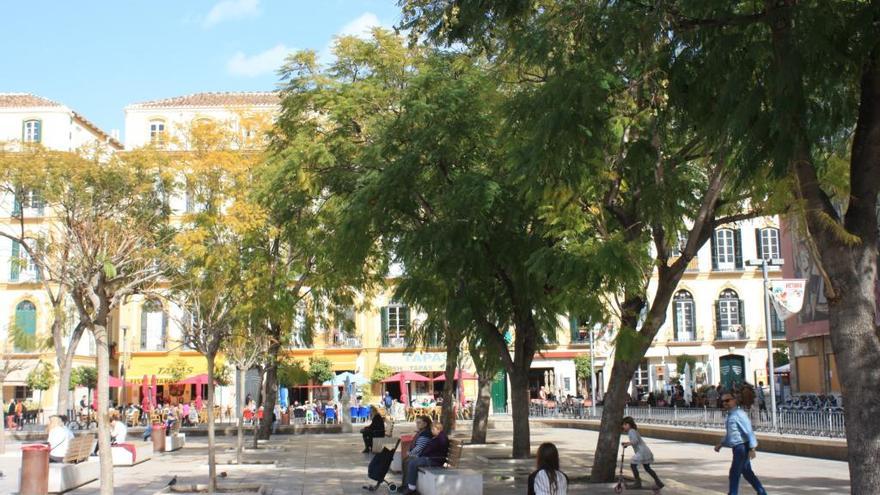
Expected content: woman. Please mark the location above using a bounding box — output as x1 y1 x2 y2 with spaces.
360 405 386 453
528 442 568 495
401 422 448 495
621 417 663 490
47 415 74 463
110 412 128 444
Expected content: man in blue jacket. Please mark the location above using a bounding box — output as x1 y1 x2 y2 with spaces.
715 392 767 495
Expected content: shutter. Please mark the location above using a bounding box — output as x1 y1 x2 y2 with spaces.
715 300 722 339
569 315 579 342
35 120 41 143
36 190 45 216
672 303 679 341
710 231 718 271
755 228 763 260
734 229 743 269
12 188 22 217
380 307 389 347
21 120 26 142
737 299 746 336
140 306 148 350
10 240 20 282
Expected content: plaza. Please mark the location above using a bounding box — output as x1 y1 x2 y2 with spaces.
0 422 850 494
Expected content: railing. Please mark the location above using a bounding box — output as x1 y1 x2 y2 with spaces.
327 337 362 348
529 404 847 439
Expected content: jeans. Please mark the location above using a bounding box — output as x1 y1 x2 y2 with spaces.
143 423 152 441
729 444 767 495
404 456 434 487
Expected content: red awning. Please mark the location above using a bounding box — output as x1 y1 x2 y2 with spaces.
177 373 215 385
433 370 478 381
381 371 431 383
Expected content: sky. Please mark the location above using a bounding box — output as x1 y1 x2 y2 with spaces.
0 0 402 138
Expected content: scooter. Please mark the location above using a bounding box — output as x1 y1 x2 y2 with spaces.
614 445 662 494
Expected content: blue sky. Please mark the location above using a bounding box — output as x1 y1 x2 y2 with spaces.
1 0 401 137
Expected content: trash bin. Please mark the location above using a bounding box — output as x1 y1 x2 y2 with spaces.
20 444 49 495
152 423 166 453
281 412 290 426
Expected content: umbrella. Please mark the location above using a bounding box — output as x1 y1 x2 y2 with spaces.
432 370 478 381
151 375 158 408
380 371 431 383
177 373 213 385
706 362 714 386
109 376 133 388
683 363 693 405
92 388 98 411
458 372 466 405
323 372 369 386
142 374 150 411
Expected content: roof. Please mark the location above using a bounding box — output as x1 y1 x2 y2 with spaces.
0 93 63 108
72 112 123 150
128 91 280 109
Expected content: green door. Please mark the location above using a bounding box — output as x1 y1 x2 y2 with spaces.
491 371 507 413
720 354 746 391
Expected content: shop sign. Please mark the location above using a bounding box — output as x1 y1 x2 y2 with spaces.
379 352 473 372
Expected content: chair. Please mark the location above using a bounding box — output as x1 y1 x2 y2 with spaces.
324 408 336 424
358 406 369 422
350 406 359 421
305 410 315 424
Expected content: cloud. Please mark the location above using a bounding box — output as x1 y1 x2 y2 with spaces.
204 0 260 28
338 12 383 39
227 44 291 77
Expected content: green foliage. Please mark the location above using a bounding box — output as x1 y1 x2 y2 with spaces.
213 362 232 386
307 356 334 384
277 358 309 387
159 358 193 383
26 361 55 391
676 355 697 375
773 343 790 367
370 363 395 383
70 366 98 391
574 354 592 381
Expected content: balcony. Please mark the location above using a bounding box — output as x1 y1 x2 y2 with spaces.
673 331 696 343
717 324 746 341
327 336 362 348
383 336 406 348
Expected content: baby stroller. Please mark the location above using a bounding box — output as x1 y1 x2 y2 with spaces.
363 439 400 492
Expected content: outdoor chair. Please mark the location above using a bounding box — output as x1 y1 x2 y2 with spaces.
358 406 370 422
324 408 336 424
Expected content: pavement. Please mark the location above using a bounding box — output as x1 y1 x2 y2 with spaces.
0 422 851 494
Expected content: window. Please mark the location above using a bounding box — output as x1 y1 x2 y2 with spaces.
672 291 696 341
769 304 786 338
14 386 33 400
381 304 409 346
140 299 167 350
23 120 41 143
757 228 781 260
712 228 743 271
716 289 745 340
12 189 45 217
671 232 688 257
14 300 37 352
149 120 166 145
9 240 38 282
568 315 590 343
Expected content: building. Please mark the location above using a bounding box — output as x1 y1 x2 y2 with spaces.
0 93 122 413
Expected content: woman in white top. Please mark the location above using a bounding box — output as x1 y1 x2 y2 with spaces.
110 413 128 444
528 442 568 495
621 417 664 489
47 415 74 462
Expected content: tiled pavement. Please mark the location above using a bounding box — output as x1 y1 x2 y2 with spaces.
0 422 850 494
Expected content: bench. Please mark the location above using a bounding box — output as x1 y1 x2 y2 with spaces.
111 441 153 466
165 422 186 452
17 434 99 494
417 439 482 495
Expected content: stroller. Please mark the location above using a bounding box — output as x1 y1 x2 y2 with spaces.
363 439 400 492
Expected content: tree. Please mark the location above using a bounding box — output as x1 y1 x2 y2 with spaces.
676 355 697 377
26 361 55 415
370 363 394 384
307 356 334 384
574 354 592 397
0 326 45 454
773 344 790 368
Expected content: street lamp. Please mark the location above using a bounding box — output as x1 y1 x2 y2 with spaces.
589 324 597 417
747 257 784 432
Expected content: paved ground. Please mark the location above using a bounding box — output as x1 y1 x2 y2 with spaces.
0 422 851 494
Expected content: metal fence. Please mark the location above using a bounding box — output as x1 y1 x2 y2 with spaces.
528 403 847 439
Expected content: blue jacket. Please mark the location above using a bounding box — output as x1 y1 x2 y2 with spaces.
723 407 758 449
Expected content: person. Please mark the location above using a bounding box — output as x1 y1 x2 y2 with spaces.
407 415 433 459
383 391 393 409
188 402 199 425
400 422 448 495
182 402 191 426
16 400 26 429
79 395 87 411
360 405 386 453
273 403 282 434
46 415 74 463
715 393 767 495
110 412 128 444
528 442 568 495
707 384 719 408
741 383 755 411
621 417 664 490
6 400 16 429
756 382 766 412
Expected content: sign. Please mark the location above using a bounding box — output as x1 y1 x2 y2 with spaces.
768 280 806 320
379 352 474 372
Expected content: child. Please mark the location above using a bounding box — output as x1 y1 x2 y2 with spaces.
528 442 569 495
621 417 664 490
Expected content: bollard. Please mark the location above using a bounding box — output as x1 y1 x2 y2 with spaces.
20 444 49 495
281 412 290 426
152 423 166 453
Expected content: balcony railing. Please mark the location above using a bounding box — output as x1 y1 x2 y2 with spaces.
383 336 406 348
717 325 746 340
674 332 696 343
327 336 362 348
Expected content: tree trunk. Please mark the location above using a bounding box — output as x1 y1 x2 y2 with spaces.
441 338 459 433
470 375 492 444
207 353 218 493
589 353 641 482
54 322 84 417
94 325 114 495
56 360 73 417
258 362 278 440
1 381 6 455
508 369 531 458
252 369 263 449
236 367 245 465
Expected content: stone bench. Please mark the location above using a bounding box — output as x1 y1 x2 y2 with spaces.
111 441 153 466
165 433 186 452
416 467 483 495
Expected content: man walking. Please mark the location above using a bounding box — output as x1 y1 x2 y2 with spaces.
715 393 767 495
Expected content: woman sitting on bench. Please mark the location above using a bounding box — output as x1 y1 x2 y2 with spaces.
360 405 385 453
401 421 448 495
47 415 74 463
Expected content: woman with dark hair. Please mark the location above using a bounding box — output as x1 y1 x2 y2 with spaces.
360 405 386 453
528 442 568 495
621 416 664 489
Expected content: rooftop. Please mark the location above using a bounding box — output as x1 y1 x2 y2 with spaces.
0 93 63 108
128 91 280 109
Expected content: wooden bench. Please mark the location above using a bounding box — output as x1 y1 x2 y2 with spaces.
16 435 100 494
165 421 186 452
417 439 482 495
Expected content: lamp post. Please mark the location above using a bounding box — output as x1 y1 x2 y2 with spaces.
747 257 784 432
120 326 128 406
589 324 597 417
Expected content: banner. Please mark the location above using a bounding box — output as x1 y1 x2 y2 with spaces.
768 279 806 320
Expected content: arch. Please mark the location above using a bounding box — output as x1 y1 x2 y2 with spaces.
716 289 744 340
14 300 37 351
673 290 696 341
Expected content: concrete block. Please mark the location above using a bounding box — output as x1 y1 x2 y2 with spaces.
417 467 483 495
